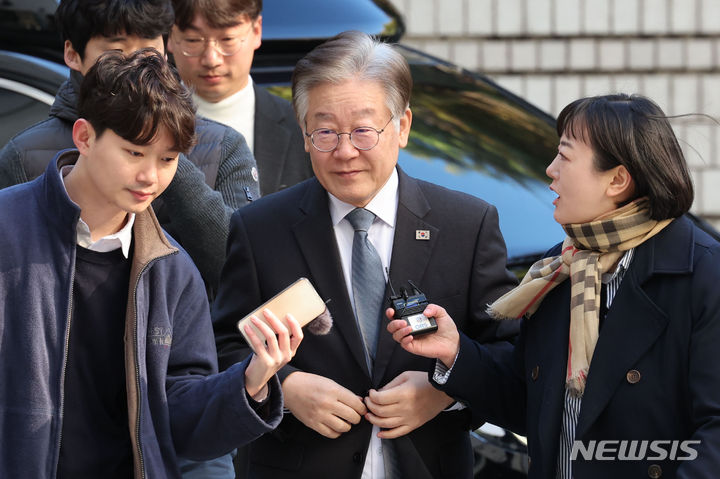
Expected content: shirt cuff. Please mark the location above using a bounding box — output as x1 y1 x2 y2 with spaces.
432 352 465 411
432 351 459 385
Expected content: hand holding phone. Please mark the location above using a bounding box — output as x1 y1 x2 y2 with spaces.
237 277 329 353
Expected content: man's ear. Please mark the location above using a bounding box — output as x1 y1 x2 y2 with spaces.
607 164 635 202
72 119 95 155
398 108 412 148
64 40 83 72
167 26 177 55
302 124 311 153
251 15 263 51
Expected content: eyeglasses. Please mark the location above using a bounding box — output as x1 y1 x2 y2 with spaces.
305 117 394 152
174 26 252 57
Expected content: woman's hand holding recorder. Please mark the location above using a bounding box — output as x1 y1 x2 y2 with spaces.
387 303 460 369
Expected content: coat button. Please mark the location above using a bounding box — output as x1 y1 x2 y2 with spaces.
626 369 641 384
648 464 662 478
353 452 363 463
531 365 539 381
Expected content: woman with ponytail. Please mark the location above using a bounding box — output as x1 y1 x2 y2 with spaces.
387 94 720 479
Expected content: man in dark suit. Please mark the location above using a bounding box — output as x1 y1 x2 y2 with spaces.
169 0 313 195
212 31 518 479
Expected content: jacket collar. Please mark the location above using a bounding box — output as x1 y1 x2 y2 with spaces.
373 168 436 382
629 214 695 283
41 149 83 242
49 70 82 123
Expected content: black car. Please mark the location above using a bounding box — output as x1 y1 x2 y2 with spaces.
0 50 68 147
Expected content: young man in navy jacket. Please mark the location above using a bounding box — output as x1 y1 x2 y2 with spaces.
0 49 302 479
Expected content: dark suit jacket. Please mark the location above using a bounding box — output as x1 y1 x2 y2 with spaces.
253 84 313 195
438 215 720 479
213 168 518 478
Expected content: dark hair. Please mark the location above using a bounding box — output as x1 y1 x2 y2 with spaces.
55 0 175 59
79 48 196 152
292 31 412 127
172 0 261 30
556 93 694 220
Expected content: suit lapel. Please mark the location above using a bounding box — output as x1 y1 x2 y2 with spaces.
373 171 438 384
291 180 370 376
254 85 292 195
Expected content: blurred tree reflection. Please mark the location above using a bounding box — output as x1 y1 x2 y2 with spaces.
267 52 558 187
406 57 558 186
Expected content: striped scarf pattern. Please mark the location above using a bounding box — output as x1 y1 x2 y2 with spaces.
488 198 671 396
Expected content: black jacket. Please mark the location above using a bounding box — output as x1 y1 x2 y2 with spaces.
437 216 720 479
252 83 313 195
213 168 519 479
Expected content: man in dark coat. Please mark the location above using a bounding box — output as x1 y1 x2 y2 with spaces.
212 31 519 479
169 0 313 196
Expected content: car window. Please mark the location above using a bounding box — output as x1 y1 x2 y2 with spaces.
0 79 53 147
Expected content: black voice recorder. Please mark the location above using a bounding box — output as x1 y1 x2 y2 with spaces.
387 278 437 337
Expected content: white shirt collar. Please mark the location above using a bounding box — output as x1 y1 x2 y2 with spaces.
60 165 135 258
75 215 135 258
328 168 399 228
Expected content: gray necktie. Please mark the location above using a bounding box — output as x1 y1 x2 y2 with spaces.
347 208 399 478
346 207 385 361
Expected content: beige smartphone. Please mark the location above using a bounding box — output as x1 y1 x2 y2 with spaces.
236 277 326 352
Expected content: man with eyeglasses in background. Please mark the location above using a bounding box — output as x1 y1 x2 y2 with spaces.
169 0 312 196
212 31 520 479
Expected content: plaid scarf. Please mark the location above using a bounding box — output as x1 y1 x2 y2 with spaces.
488 198 671 396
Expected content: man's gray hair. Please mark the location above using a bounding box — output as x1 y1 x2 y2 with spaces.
291 30 412 129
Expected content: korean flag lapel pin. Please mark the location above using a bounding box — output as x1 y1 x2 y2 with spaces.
415 229 430 240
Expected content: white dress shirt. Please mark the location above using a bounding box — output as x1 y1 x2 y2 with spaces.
327 168 399 479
